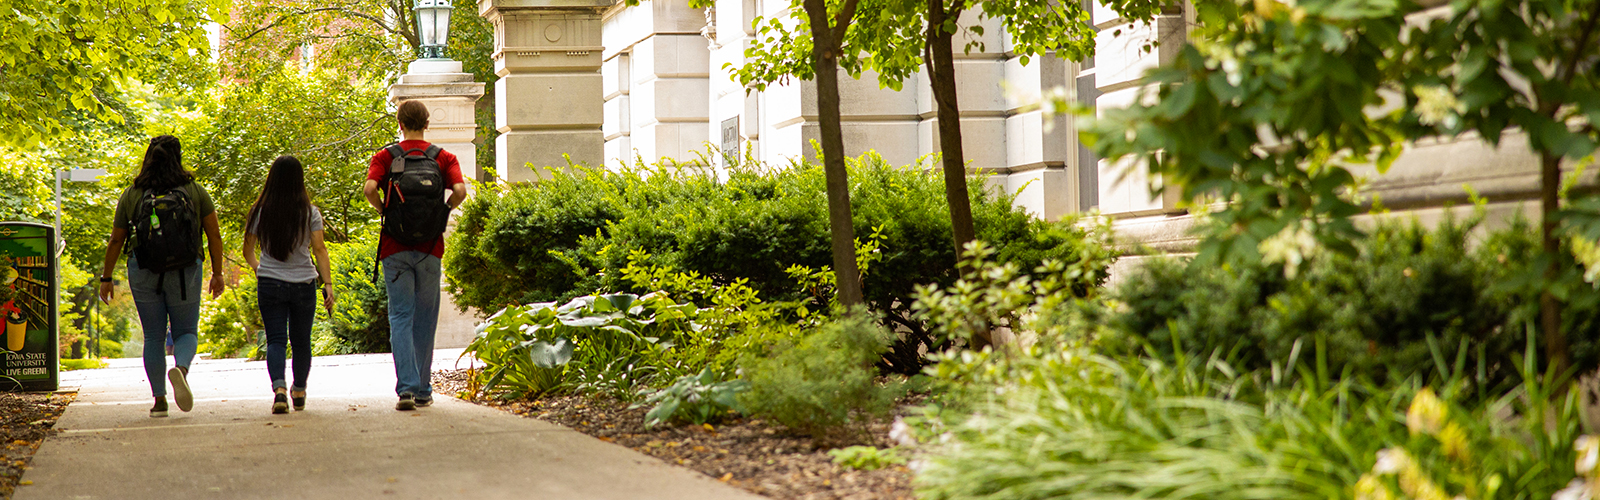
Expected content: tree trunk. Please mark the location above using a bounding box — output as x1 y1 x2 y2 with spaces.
925 0 987 348
926 0 977 262
805 0 864 307
1540 152 1569 377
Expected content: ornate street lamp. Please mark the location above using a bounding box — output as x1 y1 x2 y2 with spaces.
415 0 454 59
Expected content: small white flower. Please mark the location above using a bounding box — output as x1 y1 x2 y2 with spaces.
889 417 918 448
1552 479 1592 500
1373 448 1411 475
1576 435 1599 474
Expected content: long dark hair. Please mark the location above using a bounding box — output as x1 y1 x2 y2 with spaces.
247 156 313 262
132 135 195 191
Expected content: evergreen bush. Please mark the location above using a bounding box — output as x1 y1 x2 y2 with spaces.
1102 212 1600 389
446 152 1115 373
326 235 389 354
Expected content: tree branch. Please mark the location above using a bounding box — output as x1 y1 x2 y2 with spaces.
831 0 862 48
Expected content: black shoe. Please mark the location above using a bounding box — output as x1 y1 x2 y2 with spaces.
291 390 306 411
414 396 433 407
396 393 416 411
151 397 169 418
272 392 289 414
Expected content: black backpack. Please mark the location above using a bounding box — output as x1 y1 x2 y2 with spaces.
380 144 450 246
130 186 201 298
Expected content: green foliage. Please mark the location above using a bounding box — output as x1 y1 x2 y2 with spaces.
326 234 389 354
171 67 392 244
733 0 1150 91
199 274 264 359
0 0 223 147
1102 213 1600 389
912 234 1113 349
59 358 108 371
0 256 16 306
465 292 702 399
737 309 904 440
912 336 1588 500
635 368 750 429
1082 0 1600 270
447 153 1114 373
829 445 907 471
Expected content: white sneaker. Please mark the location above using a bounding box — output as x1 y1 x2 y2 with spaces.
169 367 193 412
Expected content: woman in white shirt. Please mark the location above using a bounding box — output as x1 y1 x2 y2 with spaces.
243 156 335 414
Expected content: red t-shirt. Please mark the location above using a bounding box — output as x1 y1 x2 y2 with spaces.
367 140 464 260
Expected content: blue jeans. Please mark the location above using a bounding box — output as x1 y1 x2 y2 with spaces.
128 257 200 398
382 251 439 398
257 277 316 391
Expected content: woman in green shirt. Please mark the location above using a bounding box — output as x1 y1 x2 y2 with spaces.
97 135 227 418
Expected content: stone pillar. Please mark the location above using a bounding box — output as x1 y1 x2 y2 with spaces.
389 59 487 182
480 0 610 183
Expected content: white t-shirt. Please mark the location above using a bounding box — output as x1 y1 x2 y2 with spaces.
248 206 324 283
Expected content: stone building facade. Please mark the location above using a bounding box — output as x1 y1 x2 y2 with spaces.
476 0 1587 246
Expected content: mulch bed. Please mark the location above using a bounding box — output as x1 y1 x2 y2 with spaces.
433 369 917 500
0 391 73 500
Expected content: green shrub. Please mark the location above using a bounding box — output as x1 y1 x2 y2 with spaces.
327 234 389 354
60 358 108 371
737 309 904 441
447 153 1116 374
199 273 262 359
1102 212 1600 389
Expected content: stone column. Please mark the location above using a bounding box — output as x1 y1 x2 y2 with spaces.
480 0 610 183
389 59 488 182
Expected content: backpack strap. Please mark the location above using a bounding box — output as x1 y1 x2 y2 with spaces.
423 144 442 160
386 145 408 175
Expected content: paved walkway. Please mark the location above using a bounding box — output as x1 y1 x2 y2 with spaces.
16 350 762 500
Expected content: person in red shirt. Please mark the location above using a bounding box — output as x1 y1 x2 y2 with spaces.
363 100 468 411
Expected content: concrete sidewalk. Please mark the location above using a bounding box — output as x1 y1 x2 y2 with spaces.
15 350 762 500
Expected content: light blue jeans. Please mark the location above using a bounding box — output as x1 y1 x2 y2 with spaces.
128 256 201 398
382 251 440 399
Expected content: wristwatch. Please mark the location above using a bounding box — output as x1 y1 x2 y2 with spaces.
99 276 112 283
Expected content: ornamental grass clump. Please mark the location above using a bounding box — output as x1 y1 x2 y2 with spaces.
912 335 1589 500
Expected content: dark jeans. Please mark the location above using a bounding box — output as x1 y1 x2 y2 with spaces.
257 277 316 391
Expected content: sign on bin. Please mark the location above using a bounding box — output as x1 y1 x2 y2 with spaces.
0 222 58 392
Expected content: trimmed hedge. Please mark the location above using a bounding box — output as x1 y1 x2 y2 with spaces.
446 153 1115 373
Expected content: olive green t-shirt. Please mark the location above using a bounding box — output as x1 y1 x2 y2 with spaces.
112 182 216 256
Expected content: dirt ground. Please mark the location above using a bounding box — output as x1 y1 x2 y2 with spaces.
433 369 917 500
0 391 73 500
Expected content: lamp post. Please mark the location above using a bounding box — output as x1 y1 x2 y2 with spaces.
415 0 454 59
56 168 105 360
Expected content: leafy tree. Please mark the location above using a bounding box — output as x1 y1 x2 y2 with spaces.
220 0 501 181
0 0 223 147
1085 0 1600 372
732 0 868 307
168 68 393 246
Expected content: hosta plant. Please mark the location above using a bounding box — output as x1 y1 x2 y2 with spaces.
634 368 749 428
466 292 699 399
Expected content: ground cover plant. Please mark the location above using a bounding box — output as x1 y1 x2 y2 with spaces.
447 152 1115 374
